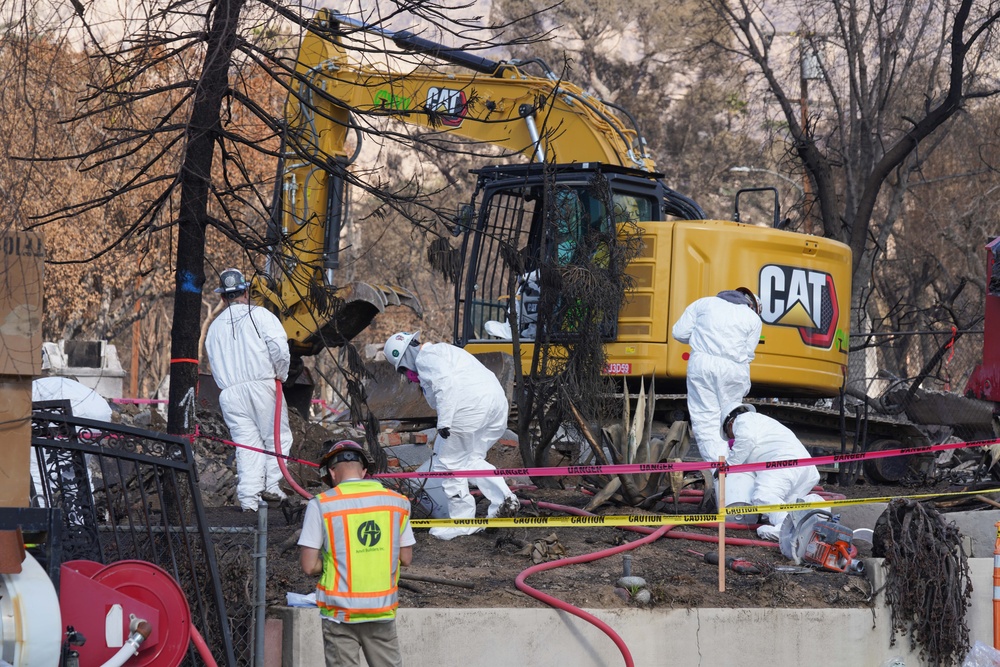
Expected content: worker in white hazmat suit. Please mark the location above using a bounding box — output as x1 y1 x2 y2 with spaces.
384 331 519 540
721 404 821 541
205 268 290 512
671 287 762 510
30 377 114 508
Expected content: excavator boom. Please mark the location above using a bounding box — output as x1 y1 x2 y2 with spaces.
286 11 655 171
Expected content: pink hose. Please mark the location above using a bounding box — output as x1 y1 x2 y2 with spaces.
274 380 313 500
513 499 780 666
515 525 673 667
190 624 219 667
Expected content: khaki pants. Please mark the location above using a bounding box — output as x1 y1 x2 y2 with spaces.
322 618 403 667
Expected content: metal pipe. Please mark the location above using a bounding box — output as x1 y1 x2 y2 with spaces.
254 498 268 667
328 12 501 75
97 620 151 667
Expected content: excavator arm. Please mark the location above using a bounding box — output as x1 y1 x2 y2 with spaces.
284 11 655 171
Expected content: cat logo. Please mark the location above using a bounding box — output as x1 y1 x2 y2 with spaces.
426 87 468 127
759 265 841 350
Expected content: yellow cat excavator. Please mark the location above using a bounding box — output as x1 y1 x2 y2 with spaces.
257 10 848 385
253 10 926 475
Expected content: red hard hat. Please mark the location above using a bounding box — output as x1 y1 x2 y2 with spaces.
319 439 373 477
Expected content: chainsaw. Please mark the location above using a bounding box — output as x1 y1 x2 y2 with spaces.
801 520 863 574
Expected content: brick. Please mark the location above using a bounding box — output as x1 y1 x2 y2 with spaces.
379 433 403 446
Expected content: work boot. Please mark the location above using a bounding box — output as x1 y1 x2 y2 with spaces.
756 524 781 541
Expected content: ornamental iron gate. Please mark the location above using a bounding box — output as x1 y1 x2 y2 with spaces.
30 404 239 667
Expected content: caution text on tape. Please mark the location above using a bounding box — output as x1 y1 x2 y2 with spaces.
377 437 999 480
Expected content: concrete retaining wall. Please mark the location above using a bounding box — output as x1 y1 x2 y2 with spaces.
276 557 997 666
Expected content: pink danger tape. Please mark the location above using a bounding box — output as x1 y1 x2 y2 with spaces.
193 432 319 467
372 437 1000 480
189 423 999 481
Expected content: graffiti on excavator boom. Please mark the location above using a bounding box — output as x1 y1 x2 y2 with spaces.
374 89 412 111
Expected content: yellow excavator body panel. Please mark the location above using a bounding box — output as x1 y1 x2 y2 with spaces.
466 218 851 397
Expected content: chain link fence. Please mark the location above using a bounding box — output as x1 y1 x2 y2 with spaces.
211 526 258 666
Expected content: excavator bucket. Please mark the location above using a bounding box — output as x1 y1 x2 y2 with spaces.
249 277 423 417
308 281 424 350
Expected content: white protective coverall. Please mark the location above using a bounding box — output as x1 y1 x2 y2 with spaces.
30 377 113 508
727 411 820 541
672 294 761 505
205 303 291 511
414 342 517 540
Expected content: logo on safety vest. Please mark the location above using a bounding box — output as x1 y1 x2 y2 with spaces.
357 520 382 547
758 265 841 350
425 87 468 127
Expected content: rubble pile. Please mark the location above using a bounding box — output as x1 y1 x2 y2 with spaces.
113 403 361 507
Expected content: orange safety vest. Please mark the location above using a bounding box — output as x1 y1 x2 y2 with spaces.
315 480 411 622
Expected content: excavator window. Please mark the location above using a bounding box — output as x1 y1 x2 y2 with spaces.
457 167 660 345
615 193 654 225
551 186 654 265
461 186 538 341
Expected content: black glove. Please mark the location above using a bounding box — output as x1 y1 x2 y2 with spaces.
438 427 451 439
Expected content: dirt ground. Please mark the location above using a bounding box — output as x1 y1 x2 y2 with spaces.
204 437 899 614
104 375 990 617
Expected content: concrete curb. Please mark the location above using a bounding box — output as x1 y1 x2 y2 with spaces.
276 557 997 666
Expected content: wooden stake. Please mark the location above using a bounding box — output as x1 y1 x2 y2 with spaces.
718 456 726 593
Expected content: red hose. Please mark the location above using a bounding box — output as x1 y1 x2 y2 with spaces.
512 498 781 666
274 379 313 500
190 624 219 667
515 525 673 667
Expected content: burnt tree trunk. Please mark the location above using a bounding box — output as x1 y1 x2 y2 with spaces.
166 0 246 435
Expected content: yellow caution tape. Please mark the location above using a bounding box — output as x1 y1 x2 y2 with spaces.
408 486 1000 529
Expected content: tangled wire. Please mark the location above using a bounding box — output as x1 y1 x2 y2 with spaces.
873 498 972 666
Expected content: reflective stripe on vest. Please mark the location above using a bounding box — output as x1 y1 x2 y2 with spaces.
315 481 411 622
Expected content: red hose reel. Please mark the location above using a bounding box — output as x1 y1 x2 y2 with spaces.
60 560 192 667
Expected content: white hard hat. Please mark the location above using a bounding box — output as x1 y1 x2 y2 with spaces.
736 287 762 316
384 331 420 369
720 403 756 440
214 267 248 294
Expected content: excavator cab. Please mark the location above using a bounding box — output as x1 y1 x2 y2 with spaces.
454 162 665 346
457 161 853 398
